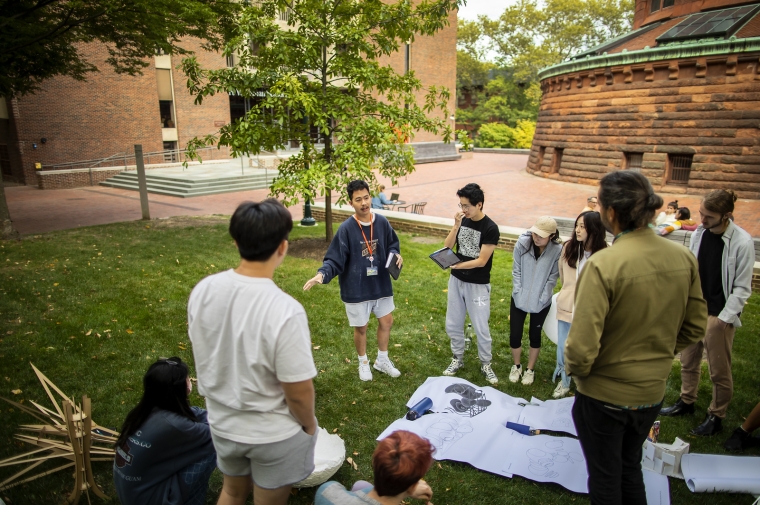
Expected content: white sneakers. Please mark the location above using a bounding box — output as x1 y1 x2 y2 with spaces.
443 357 464 376
374 359 401 378
481 364 498 385
521 369 535 385
509 365 522 383
358 360 373 381
553 382 571 398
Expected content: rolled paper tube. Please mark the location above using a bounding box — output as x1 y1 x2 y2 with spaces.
406 397 433 421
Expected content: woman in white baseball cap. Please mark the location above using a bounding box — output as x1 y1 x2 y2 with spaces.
509 216 562 385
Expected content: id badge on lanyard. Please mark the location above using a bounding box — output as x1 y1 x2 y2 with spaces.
354 215 377 276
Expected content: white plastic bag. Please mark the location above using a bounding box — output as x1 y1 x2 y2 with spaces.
543 293 559 345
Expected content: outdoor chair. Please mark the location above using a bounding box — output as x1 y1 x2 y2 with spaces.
398 201 427 214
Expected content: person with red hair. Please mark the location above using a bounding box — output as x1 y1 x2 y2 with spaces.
315 431 435 505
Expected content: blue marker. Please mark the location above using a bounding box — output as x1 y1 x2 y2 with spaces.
506 422 540 435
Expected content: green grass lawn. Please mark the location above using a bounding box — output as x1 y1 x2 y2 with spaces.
1 218 758 505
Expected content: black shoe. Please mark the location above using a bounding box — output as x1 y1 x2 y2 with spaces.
724 427 752 451
659 399 695 417
691 414 723 437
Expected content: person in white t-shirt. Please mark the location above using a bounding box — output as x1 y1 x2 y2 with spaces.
188 199 318 505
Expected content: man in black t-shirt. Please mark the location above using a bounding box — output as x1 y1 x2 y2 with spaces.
441 183 501 384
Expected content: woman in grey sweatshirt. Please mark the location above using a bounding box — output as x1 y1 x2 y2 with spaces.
509 216 562 386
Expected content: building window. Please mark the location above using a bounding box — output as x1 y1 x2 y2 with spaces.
226 54 235 67
536 146 545 170
663 0 674 7
159 101 174 127
668 154 693 184
0 144 11 178
625 152 643 172
163 141 178 162
551 148 564 174
278 8 290 21
229 95 248 122
650 0 660 13
657 5 760 43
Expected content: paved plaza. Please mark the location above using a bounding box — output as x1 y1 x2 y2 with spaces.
6 153 760 236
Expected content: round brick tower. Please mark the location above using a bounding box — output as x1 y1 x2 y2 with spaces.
528 0 760 199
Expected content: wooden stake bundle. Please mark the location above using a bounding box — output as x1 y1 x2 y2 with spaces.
0 364 119 504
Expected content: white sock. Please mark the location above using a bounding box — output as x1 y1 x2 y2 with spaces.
377 350 389 362
358 354 368 364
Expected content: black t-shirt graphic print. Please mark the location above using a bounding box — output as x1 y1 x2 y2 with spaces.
451 215 500 284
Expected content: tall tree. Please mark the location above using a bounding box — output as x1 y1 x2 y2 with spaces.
481 0 634 81
0 0 240 98
0 0 240 238
181 0 458 241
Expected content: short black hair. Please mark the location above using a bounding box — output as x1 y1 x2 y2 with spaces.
456 183 485 208
229 199 293 261
347 180 370 200
598 171 663 231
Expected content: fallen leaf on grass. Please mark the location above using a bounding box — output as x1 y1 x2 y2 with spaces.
344 358 351 363
11 389 22 395
53 283 58 286
313 345 320 350
351 401 356 405
126 329 134 334
85 330 92 336
4 377 9 382
353 451 359 456
332 428 338 433
500 298 505 302
346 457 359 470
442 289 448 292
437 463 443 469
394 344 402 347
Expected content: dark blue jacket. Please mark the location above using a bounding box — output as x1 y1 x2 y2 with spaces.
113 406 214 505
319 214 400 303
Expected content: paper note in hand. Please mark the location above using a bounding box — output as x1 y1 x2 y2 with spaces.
386 252 402 280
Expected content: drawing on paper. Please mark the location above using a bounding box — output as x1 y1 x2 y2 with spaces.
551 417 573 430
425 418 474 452
444 383 491 417
526 439 584 479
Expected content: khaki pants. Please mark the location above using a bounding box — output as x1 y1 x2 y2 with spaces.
680 315 736 419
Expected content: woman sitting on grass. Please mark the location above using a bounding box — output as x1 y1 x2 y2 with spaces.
315 430 435 505
657 207 698 236
113 357 216 505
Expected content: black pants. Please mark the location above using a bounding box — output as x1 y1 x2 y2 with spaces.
572 392 661 505
509 297 551 349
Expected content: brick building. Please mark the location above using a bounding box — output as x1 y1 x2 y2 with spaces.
528 0 760 199
0 10 457 187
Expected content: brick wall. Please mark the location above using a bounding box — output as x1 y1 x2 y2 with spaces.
37 168 125 189
310 206 519 252
530 54 760 199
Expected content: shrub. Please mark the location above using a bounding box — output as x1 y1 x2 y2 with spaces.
456 130 473 151
475 120 536 149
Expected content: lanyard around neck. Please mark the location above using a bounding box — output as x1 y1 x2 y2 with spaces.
354 215 373 258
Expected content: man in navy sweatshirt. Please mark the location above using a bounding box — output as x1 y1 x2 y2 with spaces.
304 180 404 381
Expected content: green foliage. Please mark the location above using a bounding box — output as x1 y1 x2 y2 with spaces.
181 0 460 240
0 0 240 97
0 220 756 504
481 0 635 81
476 120 537 149
456 129 473 152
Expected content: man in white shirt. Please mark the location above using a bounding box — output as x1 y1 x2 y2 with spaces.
188 199 318 505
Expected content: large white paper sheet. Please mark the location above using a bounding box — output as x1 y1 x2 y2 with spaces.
681 453 760 493
502 430 588 493
643 469 671 505
518 396 577 436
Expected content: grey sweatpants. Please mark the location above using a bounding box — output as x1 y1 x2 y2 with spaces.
445 275 493 365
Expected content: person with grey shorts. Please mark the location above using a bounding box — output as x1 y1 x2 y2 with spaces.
442 183 501 385
304 180 404 382
189 200 318 505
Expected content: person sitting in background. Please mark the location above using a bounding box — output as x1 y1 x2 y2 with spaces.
582 196 598 212
658 207 698 236
724 401 760 451
315 430 435 505
371 185 394 209
655 200 679 226
113 357 216 505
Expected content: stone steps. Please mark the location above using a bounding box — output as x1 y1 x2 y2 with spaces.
99 171 277 198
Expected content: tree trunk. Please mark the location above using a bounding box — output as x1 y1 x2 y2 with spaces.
325 187 333 242
0 178 19 240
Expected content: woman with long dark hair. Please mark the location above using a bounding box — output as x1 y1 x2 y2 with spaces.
113 357 216 505
551 211 608 398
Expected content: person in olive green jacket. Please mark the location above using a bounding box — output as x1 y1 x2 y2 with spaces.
564 171 707 505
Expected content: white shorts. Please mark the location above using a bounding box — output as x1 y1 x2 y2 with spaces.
344 297 395 327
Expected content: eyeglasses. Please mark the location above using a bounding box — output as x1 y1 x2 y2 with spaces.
458 203 472 211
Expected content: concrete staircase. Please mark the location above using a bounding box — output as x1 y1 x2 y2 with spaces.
99 170 278 198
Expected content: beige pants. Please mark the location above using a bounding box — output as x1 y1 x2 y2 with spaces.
680 315 736 419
